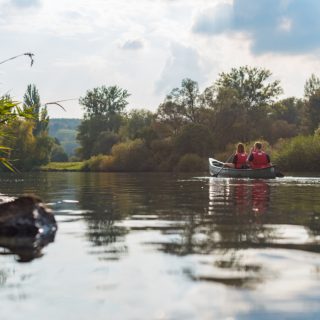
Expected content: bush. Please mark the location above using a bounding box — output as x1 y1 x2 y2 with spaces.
112 139 153 171
176 153 207 172
273 135 320 171
83 154 115 171
84 139 154 172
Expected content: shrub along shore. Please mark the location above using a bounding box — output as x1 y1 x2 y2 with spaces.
40 133 320 173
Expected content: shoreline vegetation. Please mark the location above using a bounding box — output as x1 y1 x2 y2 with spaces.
2 65 320 173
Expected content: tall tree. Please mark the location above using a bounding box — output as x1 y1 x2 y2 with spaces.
304 74 320 99
80 85 130 120
23 84 49 136
214 66 283 110
77 85 130 159
165 78 201 123
205 66 283 143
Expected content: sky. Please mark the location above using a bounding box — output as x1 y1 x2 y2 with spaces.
1 0 320 118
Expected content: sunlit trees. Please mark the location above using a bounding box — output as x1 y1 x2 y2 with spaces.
202 66 283 143
0 96 34 170
77 85 130 159
214 66 283 110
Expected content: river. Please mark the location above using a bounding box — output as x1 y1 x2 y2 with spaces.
0 172 319 319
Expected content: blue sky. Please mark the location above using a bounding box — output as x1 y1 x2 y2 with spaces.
0 0 320 118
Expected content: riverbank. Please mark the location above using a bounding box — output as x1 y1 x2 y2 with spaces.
40 162 84 171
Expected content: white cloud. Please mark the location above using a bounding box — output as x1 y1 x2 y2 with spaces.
0 0 319 118
278 17 292 32
155 42 207 95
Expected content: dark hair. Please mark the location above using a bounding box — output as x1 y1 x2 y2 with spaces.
254 142 262 150
237 143 245 153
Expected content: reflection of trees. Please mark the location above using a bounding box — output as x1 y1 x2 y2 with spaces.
146 178 320 287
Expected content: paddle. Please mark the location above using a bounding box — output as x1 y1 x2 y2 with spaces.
213 153 234 177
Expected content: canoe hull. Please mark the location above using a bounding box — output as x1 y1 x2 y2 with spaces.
209 158 276 179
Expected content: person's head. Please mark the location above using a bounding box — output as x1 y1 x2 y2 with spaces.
254 142 262 150
237 143 245 153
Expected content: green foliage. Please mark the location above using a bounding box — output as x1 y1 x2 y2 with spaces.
120 109 154 140
80 85 130 119
214 65 283 110
77 85 130 159
150 138 176 171
23 84 49 136
84 139 154 172
304 90 320 133
111 139 153 171
157 78 201 135
0 96 33 126
176 153 206 172
41 161 84 171
304 74 320 99
273 135 320 171
51 144 69 162
0 118 54 170
174 123 214 157
83 154 115 171
92 131 120 155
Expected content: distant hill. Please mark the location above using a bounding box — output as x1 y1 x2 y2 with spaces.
49 118 81 156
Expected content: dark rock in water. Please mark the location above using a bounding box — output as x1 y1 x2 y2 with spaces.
0 195 57 236
0 195 57 262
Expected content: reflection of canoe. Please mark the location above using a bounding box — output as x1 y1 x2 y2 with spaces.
209 158 277 179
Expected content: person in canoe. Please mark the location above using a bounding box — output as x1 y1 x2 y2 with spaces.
224 143 249 169
247 142 272 169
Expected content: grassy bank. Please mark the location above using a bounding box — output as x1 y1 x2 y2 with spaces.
40 162 84 171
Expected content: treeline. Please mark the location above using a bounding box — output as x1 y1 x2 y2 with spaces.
78 66 320 172
2 65 320 172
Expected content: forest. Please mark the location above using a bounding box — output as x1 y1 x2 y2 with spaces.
1 65 320 172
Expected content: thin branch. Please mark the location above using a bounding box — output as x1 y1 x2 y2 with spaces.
44 98 78 112
0 52 35 67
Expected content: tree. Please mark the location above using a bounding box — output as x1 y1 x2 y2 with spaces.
157 78 202 134
304 74 320 99
204 66 283 144
174 123 214 158
156 100 186 136
121 109 154 140
214 66 283 110
304 90 320 133
80 85 130 120
77 85 130 159
23 84 49 136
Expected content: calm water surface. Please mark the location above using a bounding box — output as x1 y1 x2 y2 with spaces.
0 172 320 320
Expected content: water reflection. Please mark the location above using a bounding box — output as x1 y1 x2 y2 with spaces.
0 173 320 319
0 233 56 262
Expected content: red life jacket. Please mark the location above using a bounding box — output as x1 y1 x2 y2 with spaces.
251 151 269 169
235 152 248 169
